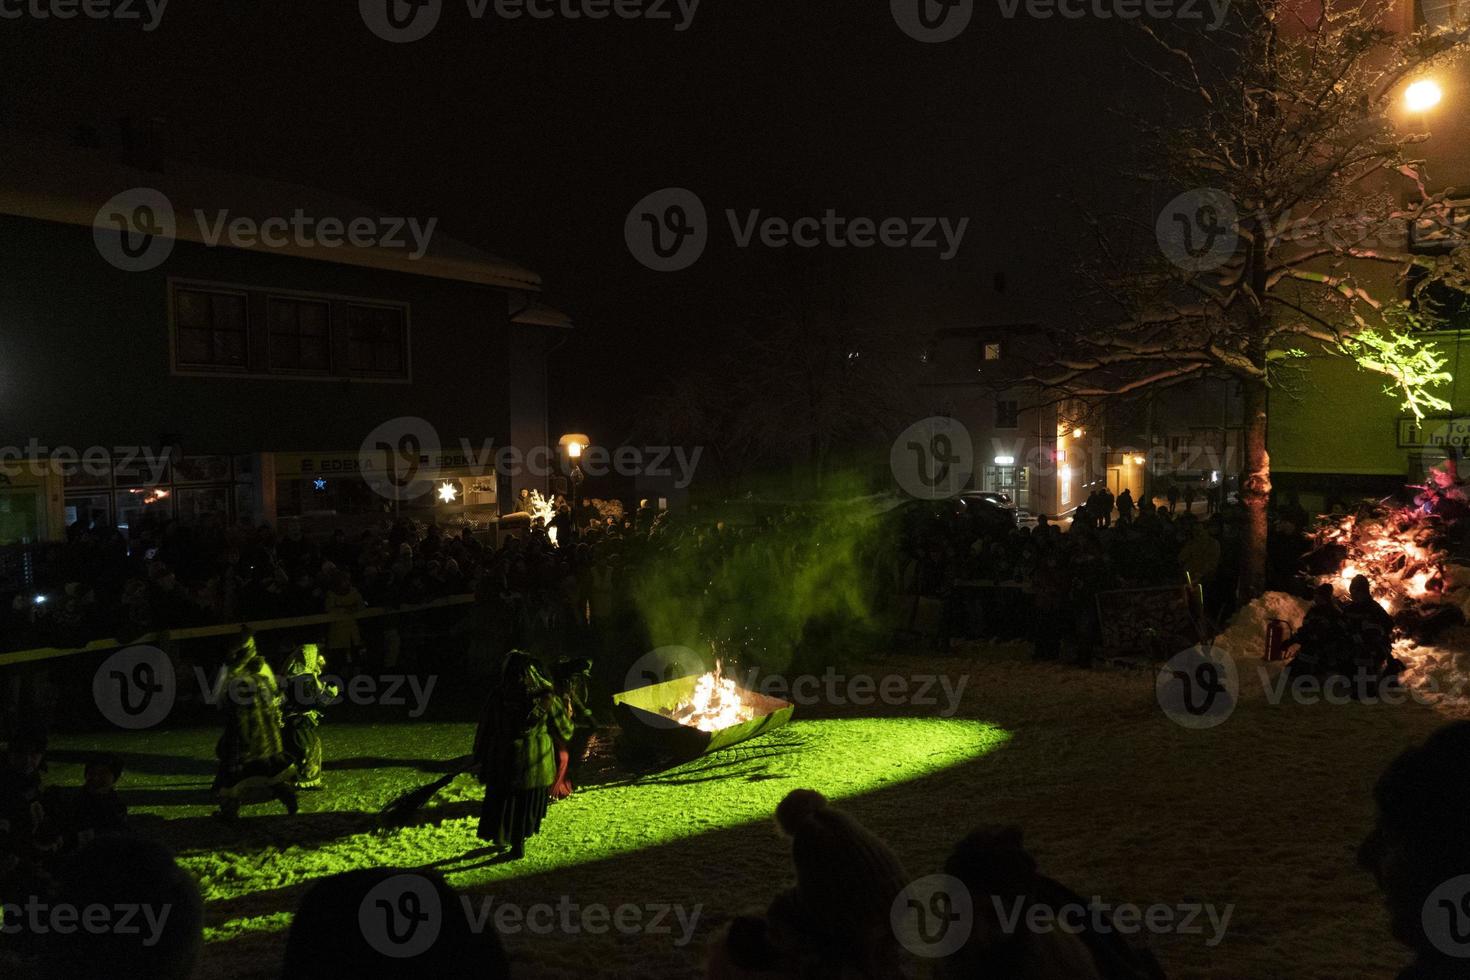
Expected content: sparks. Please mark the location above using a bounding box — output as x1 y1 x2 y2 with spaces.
666 662 758 732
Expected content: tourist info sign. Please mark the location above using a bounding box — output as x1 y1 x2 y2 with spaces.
1398 417 1470 449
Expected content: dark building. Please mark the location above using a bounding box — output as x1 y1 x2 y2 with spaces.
0 133 571 545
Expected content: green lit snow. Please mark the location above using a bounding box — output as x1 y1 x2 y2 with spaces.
46 716 1004 947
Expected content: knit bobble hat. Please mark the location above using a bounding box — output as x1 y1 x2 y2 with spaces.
772 789 908 947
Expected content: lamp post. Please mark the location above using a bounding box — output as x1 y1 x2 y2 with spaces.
558 433 590 543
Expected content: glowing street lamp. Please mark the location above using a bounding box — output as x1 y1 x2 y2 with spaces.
558 433 591 543
1406 79 1443 113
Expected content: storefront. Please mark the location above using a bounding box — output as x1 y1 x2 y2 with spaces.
58 454 261 536
267 450 502 530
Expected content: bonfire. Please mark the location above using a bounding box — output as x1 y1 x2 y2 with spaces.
1309 506 1445 613
662 662 758 732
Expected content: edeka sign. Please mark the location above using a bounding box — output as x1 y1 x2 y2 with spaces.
1398 418 1470 449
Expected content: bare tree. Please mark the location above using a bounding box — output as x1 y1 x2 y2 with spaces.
1031 0 1470 597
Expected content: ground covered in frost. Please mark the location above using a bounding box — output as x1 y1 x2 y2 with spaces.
39 625 1467 979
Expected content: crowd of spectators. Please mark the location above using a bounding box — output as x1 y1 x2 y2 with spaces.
0 498 650 655
896 486 1315 662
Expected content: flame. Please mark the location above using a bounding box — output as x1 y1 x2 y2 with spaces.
1312 503 1447 613
666 662 758 732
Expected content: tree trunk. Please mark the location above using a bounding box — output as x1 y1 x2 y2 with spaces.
1238 378 1271 602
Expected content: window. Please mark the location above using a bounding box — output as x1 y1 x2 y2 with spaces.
268 297 332 372
346 304 408 377
175 288 248 369
170 280 410 381
996 400 1020 429
983 342 1003 361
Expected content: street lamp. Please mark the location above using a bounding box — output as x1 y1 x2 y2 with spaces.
558 433 591 542
1406 79 1443 113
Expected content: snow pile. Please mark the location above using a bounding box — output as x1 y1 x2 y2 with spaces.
1393 632 1470 715
1192 590 1470 714
1210 591 1308 661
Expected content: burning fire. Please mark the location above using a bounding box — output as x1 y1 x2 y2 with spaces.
1313 507 1445 612
665 662 758 732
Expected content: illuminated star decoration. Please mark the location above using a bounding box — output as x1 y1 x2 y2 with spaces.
437 482 458 503
312 478 327 492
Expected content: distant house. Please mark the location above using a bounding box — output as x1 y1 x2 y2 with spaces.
918 324 1107 519
0 133 572 544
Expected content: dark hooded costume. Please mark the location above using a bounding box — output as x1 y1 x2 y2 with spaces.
212 629 297 819
473 651 573 856
280 643 336 790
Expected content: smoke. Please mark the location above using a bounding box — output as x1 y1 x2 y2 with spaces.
628 473 888 675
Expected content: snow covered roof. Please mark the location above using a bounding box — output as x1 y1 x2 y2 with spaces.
0 131 545 292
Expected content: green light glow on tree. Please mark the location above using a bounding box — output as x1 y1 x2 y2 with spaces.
1342 323 1454 421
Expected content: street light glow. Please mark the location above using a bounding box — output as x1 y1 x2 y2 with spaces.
1406 79 1443 113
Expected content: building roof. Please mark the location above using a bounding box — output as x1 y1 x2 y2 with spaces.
511 298 574 329
0 131 545 292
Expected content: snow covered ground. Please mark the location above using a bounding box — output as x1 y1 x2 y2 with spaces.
33 629 1465 979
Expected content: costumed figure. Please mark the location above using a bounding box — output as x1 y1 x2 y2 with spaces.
472 651 572 859
281 643 337 791
549 657 596 801
212 629 298 820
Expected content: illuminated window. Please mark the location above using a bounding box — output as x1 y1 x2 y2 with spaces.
983 342 1003 361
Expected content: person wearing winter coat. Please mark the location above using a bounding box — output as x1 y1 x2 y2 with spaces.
1115 488 1135 525
1361 722 1470 979
473 651 573 858
707 789 909 980
937 825 1167 980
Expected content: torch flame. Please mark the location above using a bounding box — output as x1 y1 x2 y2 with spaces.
666 661 758 732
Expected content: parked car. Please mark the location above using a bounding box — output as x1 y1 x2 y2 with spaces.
959 491 1019 528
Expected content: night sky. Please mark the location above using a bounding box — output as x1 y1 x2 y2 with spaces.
1 2 1160 439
